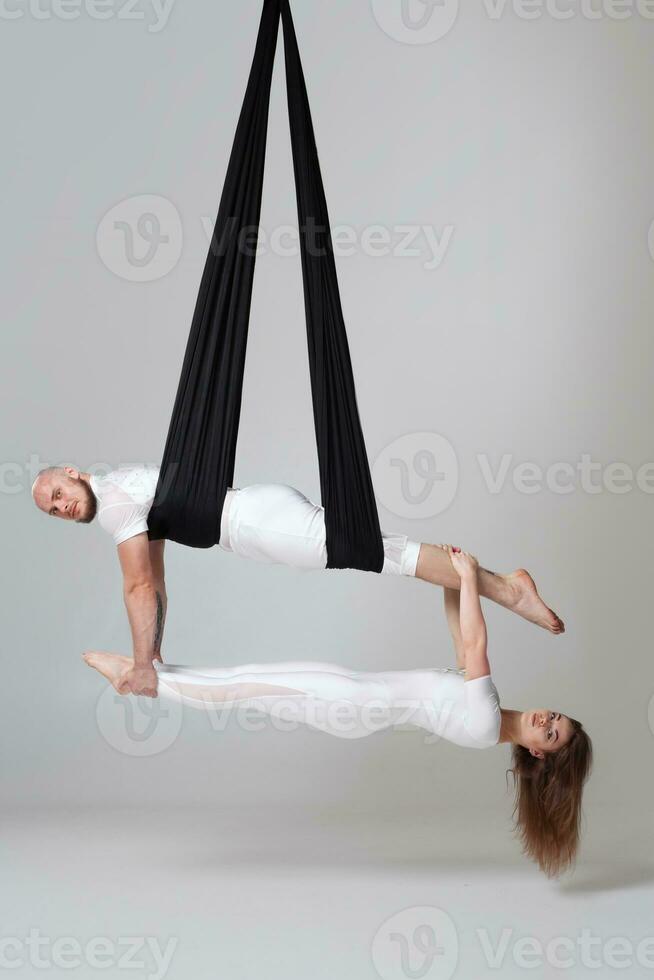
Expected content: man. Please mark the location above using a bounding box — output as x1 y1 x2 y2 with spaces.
32 464 564 697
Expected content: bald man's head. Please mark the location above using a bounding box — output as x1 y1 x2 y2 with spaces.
32 466 97 524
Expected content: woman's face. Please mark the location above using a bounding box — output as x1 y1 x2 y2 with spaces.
521 709 574 758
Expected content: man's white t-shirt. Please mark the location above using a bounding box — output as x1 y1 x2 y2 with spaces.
89 466 161 546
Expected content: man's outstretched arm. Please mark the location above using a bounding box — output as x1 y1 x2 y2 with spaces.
116 532 167 696
148 539 167 663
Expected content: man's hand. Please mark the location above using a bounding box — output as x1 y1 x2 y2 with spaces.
117 666 159 698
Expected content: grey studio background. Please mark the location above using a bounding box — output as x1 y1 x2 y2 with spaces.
2 1 654 978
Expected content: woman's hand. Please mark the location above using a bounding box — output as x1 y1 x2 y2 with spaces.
447 545 479 580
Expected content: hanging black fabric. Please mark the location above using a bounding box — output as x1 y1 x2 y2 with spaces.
147 0 384 572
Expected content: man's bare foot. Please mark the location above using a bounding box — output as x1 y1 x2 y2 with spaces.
502 570 565 634
83 651 133 693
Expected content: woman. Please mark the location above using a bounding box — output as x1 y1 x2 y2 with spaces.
84 548 592 878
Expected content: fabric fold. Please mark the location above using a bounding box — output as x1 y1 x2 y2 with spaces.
147 0 384 572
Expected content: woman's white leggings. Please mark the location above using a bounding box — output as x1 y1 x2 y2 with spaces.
151 486 425 738
153 660 439 740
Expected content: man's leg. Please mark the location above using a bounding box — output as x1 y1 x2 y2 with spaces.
223 484 564 634
414 543 564 634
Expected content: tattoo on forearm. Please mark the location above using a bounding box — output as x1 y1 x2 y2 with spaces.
153 591 164 653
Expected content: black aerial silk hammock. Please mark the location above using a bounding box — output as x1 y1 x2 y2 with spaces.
147 0 384 573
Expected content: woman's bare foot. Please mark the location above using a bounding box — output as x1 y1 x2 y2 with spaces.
83 651 133 693
502 570 565 634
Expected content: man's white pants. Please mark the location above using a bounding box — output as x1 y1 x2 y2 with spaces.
219 483 421 576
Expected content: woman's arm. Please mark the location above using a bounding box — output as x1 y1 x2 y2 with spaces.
434 544 466 669
444 587 466 670
448 548 490 681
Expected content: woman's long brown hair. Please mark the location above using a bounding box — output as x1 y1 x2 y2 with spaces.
507 719 593 877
